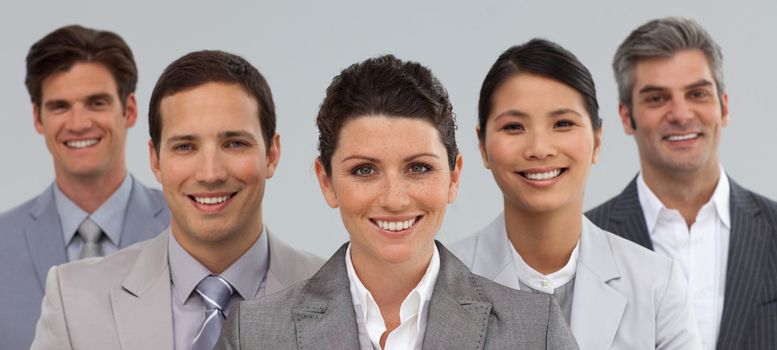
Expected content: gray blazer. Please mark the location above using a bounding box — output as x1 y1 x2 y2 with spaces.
450 215 701 350
216 242 579 350
0 175 169 350
30 228 324 350
586 176 777 350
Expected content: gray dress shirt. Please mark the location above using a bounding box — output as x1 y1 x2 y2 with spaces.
54 174 133 261
169 227 270 350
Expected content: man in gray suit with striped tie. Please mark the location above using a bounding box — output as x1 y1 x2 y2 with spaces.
31 50 324 350
586 17 777 350
0 25 171 350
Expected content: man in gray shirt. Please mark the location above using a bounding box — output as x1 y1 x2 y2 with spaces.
0 25 170 350
31 50 324 350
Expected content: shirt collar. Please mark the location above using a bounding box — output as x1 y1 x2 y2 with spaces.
345 242 440 331
637 165 731 233
510 230 580 294
54 174 133 246
168 226 270 304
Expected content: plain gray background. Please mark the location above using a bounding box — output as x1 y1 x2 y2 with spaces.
1 0 775 258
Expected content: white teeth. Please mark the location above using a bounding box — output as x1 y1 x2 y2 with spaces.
375 218 416 232
666 133 699 141
524 169 562 180
65 139 99 149
193 194 231 205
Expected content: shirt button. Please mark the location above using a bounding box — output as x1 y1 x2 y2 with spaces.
541 280 550 287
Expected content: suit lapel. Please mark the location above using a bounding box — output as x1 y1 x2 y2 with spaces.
111 230 174 350
24 186 68 289
607 177 654 250
716 180 769 348
121 176 168 248
422 243 492 350
570 219 626 350
292 244 360 349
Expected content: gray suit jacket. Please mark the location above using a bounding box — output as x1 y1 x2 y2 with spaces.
0 175 169 350
216 242 579 350
30 228 324 350
586 176 777 350
449 214 701 350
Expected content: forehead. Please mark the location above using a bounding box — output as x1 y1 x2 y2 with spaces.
632 50 716 90
41 62 119 101
491 74 587 115
334 116 445 158
158 82 261 137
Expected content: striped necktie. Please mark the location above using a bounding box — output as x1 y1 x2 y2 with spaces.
192 275 234 350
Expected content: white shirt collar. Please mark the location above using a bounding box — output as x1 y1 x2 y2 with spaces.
345 243 440 343
637 165 731 234
509 226 580 294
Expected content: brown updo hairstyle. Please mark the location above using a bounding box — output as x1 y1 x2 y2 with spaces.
316 54 458 175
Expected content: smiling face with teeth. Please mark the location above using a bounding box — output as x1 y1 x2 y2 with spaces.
480 73 601 214
151 82 279 260
315 116 462 267
34 63 137 185
620 50 729 179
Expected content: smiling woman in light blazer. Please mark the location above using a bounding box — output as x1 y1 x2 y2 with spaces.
449 39 702 350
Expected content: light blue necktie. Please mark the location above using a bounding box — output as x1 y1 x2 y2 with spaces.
192 275 234 350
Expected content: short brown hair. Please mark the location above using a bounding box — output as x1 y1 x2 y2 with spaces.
317 54 458 175
25 25 137 109
148 50 276 154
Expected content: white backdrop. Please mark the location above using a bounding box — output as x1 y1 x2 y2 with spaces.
1 0 775 258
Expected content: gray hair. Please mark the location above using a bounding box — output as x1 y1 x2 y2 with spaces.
613 17 725 110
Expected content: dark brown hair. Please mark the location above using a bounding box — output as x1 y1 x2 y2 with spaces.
317 54 457 175
148 50 276 154
479 38 601 140
25 25 137 110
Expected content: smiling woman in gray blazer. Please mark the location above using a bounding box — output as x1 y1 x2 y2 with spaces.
217 55 578 350
449 39 701 350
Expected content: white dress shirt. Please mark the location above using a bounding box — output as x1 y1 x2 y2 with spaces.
345 244 440 350
510 238 579 294
637 169 730 350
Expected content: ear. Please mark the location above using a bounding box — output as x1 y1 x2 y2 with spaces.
33 104 44 134
123 93 138 128
720 92 730 127
148 139 162 184
618 103 635 135
264 133 281 178
592 123 603 164
447 153 464 203
314 158 338 208
476 125 490 169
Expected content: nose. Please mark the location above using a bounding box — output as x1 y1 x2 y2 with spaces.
65 106 94 133
523 130 557 160
377 172 411 212
195 147 228 186
667 98 693 125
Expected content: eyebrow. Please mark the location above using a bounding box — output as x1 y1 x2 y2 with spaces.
638 79 714 95
42 93 114 109
166 130 258 143
494 108 583 121
340 152 440 164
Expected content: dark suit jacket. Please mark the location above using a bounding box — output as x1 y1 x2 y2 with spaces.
0 175 170 350
216 241 579 350
586 176 777 350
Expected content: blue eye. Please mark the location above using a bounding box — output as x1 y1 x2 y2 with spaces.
173 143 194 152
352 165 375 177
408 163 431 174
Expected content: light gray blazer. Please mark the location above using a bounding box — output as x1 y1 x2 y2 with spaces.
0 175 169 350
30 228 324 350
449 214 702 350
216 242 579 350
